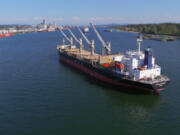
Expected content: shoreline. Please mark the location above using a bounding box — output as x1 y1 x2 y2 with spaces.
112 28 177 41
114 29 140 34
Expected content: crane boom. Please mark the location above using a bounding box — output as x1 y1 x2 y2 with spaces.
77 26 95 56
77 26 91 45
58 28 70 42
90 23 110 51
67 28 80 44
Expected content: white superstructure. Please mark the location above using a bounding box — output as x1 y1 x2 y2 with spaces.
113 37 161 81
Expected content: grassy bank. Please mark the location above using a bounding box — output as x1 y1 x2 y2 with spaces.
111 23 180 36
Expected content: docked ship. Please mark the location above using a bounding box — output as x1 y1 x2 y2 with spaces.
47 28 56 32
57 24 170 94
47 24 57 32
36 20 47 32
0 32 13 38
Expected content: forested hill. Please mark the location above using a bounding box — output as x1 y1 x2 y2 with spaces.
112 23 180 36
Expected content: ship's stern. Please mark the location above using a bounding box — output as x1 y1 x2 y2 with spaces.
152 76 170 94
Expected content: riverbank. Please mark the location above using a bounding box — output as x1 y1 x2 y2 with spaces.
111 23 180 41
113 28 176 42
115 29 140 34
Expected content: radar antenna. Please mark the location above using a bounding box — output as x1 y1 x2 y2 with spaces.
137 35 143 54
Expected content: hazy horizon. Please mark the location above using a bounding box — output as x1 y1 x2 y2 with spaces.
0 0 180 25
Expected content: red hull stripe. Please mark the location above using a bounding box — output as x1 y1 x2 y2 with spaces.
60 56 153 92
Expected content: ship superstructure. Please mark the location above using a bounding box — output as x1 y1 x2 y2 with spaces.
57 24 170 94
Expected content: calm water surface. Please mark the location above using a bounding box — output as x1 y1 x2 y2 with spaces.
0 29 179 135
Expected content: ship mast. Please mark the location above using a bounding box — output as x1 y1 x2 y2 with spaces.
137 35 143 54
90 23 111 55
77 26 95 56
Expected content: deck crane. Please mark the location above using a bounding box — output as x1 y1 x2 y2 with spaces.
67 28 83 53
90 23 111 55
77 27 95 56
58 28 73 49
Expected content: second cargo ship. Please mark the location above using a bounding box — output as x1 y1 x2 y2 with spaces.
57 24 170 94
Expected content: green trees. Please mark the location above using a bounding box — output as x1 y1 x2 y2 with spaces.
112 23 180 36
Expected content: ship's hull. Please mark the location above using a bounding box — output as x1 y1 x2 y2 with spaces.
59 52 169 94
0 33 13 38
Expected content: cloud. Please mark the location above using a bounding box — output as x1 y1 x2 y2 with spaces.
73 16 80 21
32 17 64 24
88 17 97 21
167 16 180 21
88 17 108 22
53 18 64 21
87 17 125 24
2 15 180 25
87 16 180 24
33 17 44 21
33 17 64 21
49 17 64 22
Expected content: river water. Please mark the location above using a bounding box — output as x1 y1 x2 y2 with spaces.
0 28 179 135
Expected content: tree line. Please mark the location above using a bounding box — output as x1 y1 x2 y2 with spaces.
112 23 180 36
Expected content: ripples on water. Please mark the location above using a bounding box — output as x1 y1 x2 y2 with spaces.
0 30 179 135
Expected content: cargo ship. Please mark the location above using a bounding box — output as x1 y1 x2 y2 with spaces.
57 24 170 94
0 32 13 38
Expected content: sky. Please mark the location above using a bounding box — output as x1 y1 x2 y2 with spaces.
0 0 180 25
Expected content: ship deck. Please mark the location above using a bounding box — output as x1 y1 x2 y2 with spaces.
57 45 100 63
67 49 100 62
57 45 121 64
